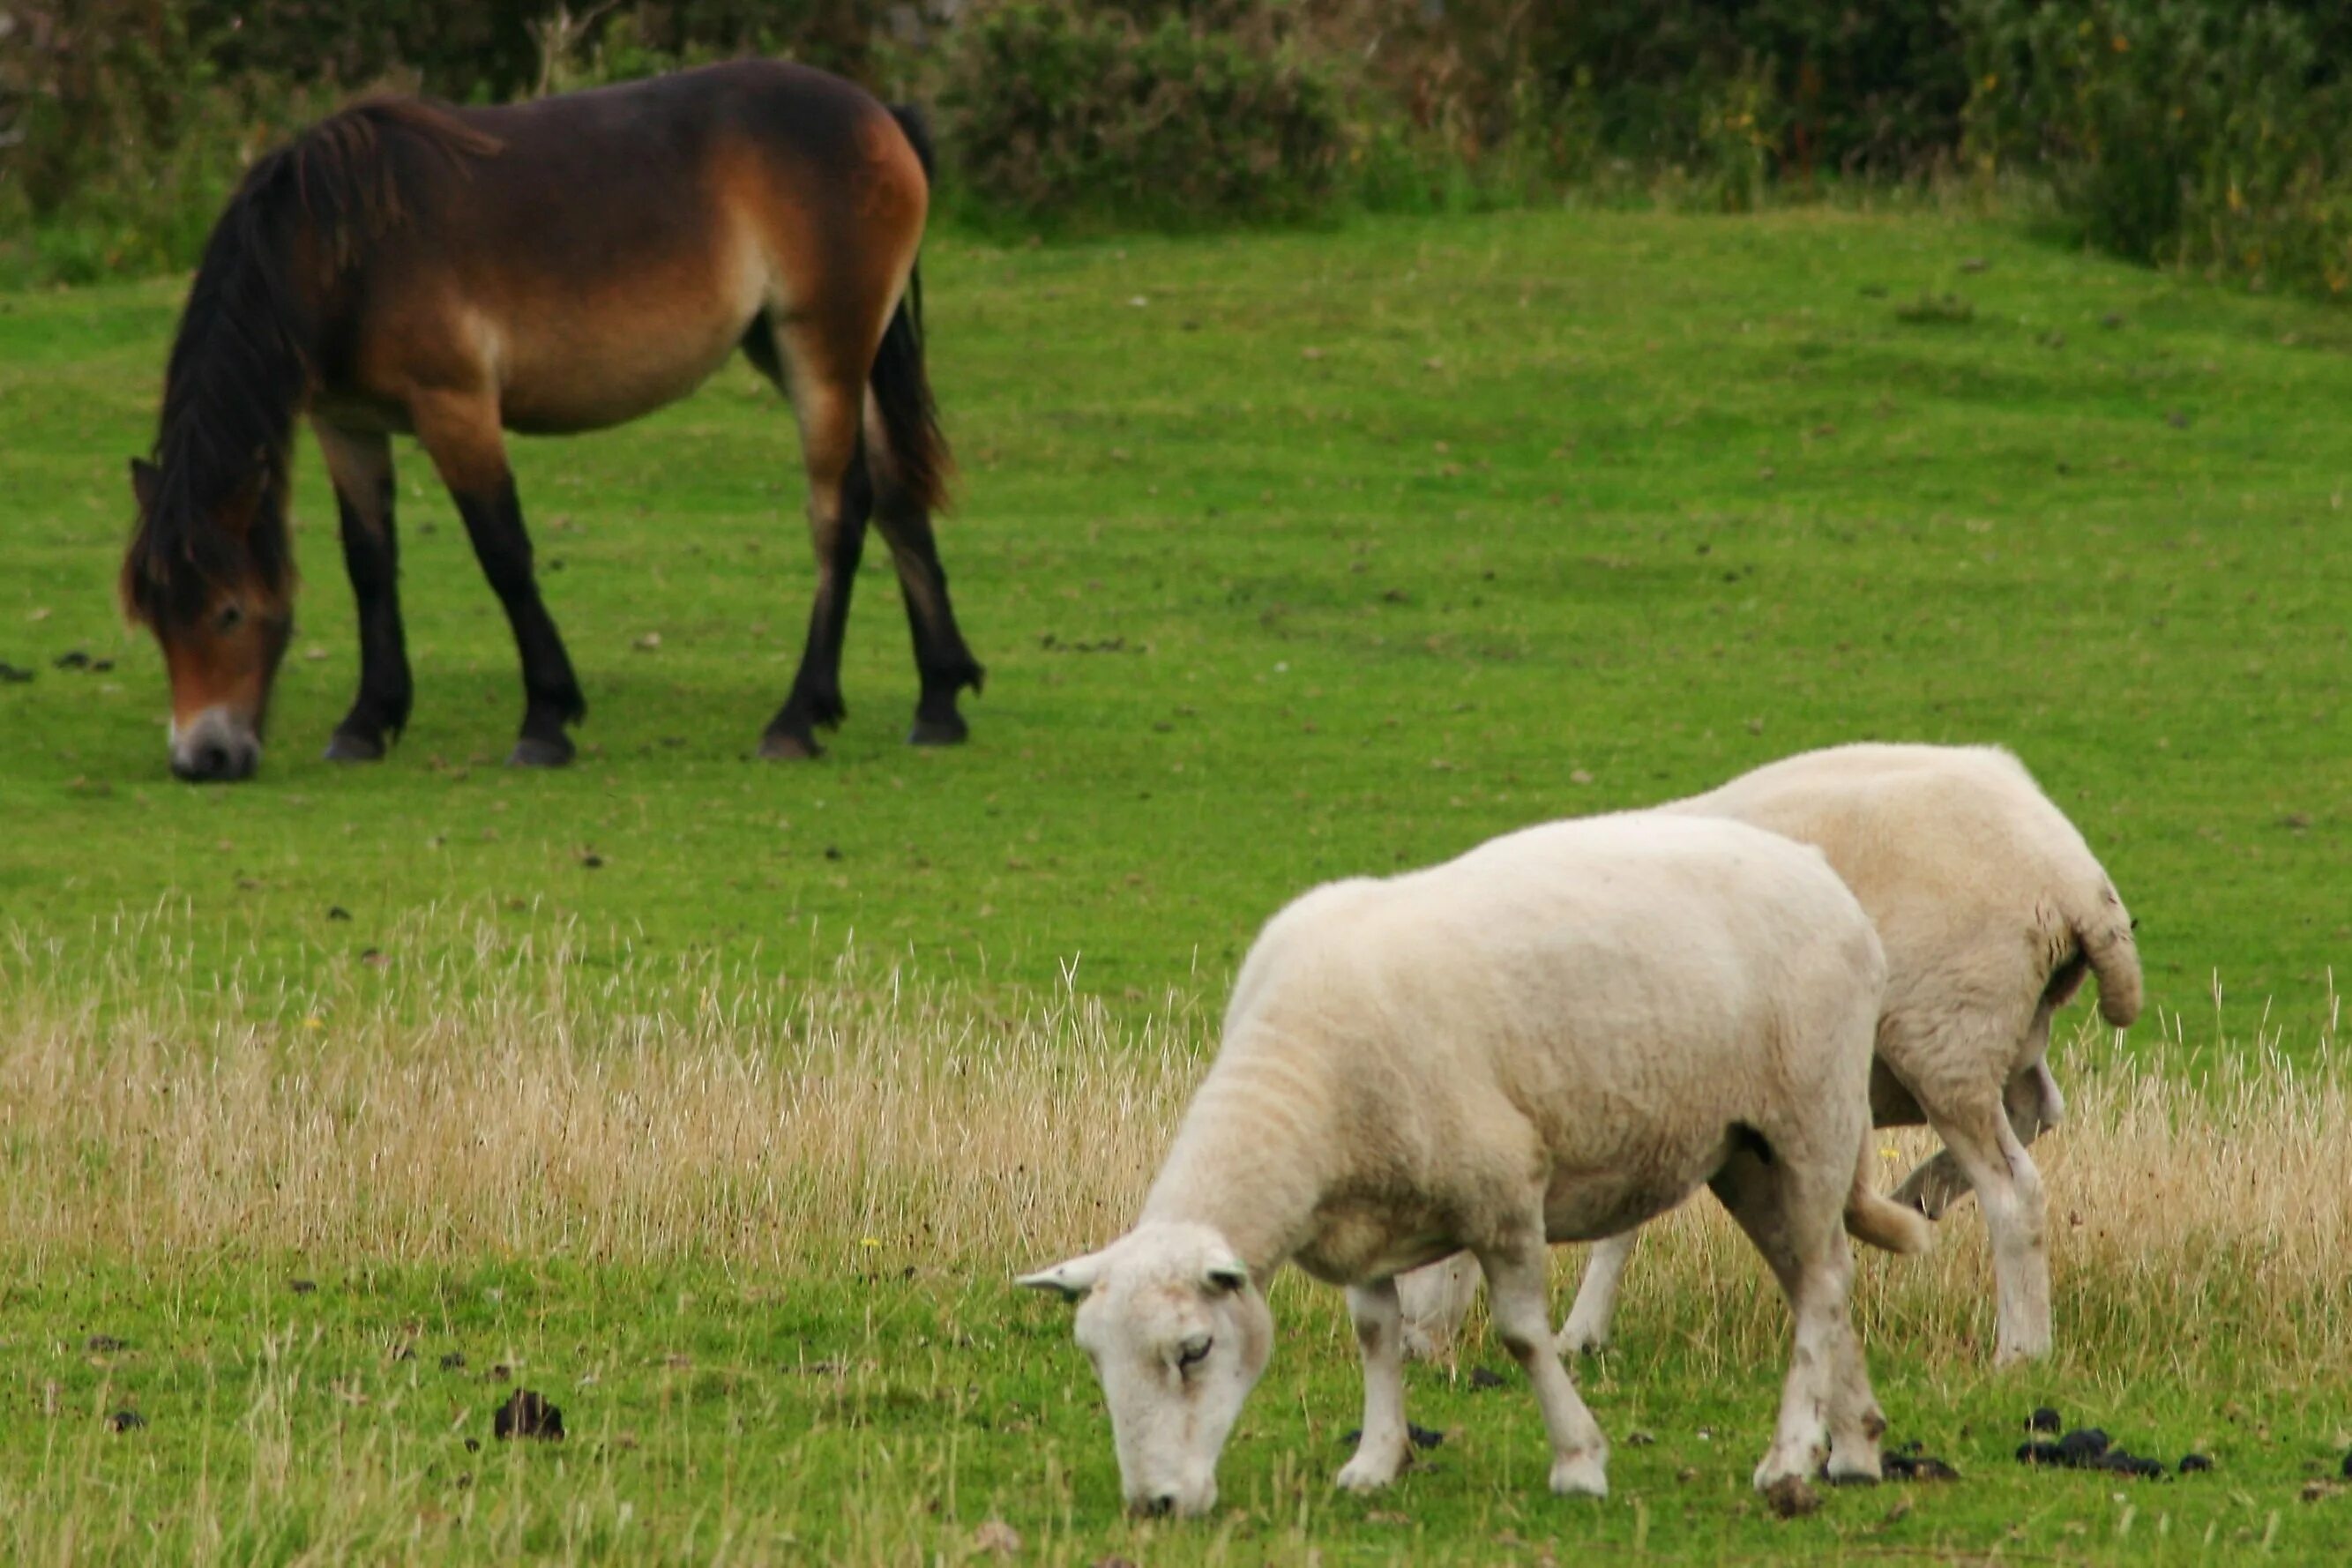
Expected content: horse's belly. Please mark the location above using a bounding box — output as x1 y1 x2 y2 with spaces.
499 325 746 434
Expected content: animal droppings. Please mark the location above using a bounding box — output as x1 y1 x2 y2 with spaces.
2057 1429 2111 1464
289 1279 317 1295
2341 1449 2352 1480
2027 1407 2062 1433
1882 1442 1960 1482
2178 1453 2214 1474
1467 1366 1509 1391
86 1334 127 1353
53 650 90 670
106 1409 146 1432
2094 1451 2168 1479
493 1389 564 1441
2017 1441 2068 1467
0 661 34 683
1763 1475 1821 1518
440 1352 467 1371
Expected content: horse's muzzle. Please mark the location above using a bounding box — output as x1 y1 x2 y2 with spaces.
170 709 262 783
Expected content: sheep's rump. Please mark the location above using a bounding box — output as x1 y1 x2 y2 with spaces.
1664 743 2140 1034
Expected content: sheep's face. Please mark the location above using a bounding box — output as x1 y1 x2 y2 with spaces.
1019 1221 1273 1517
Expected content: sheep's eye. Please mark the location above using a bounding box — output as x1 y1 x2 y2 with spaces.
1176 1335 1213 1371
213 603 245 634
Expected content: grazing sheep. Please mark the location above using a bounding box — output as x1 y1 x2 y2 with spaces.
1397 743 2140 1367
1019 814 1927 1517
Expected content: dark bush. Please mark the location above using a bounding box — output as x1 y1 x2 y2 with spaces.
1963 0 2352 294
937 3 1345 228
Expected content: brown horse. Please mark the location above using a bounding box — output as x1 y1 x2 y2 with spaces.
121 61 982 781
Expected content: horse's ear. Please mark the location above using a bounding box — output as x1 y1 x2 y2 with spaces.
129 458 160 513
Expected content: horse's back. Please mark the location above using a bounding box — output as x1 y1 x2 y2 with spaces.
319 61 929 436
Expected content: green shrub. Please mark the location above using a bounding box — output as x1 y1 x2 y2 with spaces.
938 3 1345 228
1963 0 2352 293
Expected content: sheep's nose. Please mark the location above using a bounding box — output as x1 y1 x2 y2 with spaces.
1131 1494 1176 1519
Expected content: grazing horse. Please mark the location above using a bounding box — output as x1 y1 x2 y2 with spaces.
120 61 982 781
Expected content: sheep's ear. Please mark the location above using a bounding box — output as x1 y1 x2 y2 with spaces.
129 458 160 513
1202 1252 1250 1295
1018 1251 1107 1303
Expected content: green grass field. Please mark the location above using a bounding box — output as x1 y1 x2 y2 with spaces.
4 205 2349 1563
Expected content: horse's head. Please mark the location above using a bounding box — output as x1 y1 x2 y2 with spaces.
121 455 295 782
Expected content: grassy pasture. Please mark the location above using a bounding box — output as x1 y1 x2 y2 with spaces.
3 205 2351 1562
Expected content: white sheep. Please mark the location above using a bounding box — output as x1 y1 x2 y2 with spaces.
1019 813 1928 1517
1397 743 2141 1367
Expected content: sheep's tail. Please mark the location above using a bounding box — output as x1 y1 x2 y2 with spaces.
1845 1141 1933 1255
2065 870 2143 1027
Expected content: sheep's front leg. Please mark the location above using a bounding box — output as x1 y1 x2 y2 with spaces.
1557 1231 1638 1354
1336 1278 1412 1492
1482 1242 1609 1497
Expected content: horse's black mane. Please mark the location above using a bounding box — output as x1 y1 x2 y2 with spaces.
123 99 497 626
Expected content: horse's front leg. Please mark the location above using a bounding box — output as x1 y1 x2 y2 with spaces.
313 422 413 762
413 394 585 767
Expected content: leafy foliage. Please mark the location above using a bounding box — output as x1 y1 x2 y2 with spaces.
937 3 1344 228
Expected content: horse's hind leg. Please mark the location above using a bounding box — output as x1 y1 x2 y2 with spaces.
865 399 982 745
760 328 874 761
412 392 586 767
760 370 870 759
313 422 412 762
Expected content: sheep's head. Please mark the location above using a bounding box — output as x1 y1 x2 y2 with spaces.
1019 1221 1272 1517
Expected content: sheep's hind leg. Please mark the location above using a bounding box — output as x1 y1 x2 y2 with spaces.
1711 1145 1885 1489
1337 1278 1412 1492
1480 1237 1609 1497
1893 1058 2065 1221
1557 1231 1638 1354
1930 1093 2052 1363
1395 1254 1478 1363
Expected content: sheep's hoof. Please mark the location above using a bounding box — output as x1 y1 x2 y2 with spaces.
1754 1441 1829 1495
1824 1451 1885 1485
1335 1452 1402 1493
1557 1319 1612 1356
1549 1451 1609 1498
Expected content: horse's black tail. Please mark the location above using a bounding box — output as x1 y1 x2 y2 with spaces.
870 101 951 516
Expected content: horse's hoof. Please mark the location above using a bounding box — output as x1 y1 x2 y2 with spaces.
509 735 575 769
907 713 968 747
324 731 385 764
760 730 822 761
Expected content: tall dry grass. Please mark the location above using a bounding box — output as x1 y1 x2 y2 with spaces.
2 910 2344 1385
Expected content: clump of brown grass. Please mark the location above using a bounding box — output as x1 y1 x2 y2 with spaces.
2 913 2342 1384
